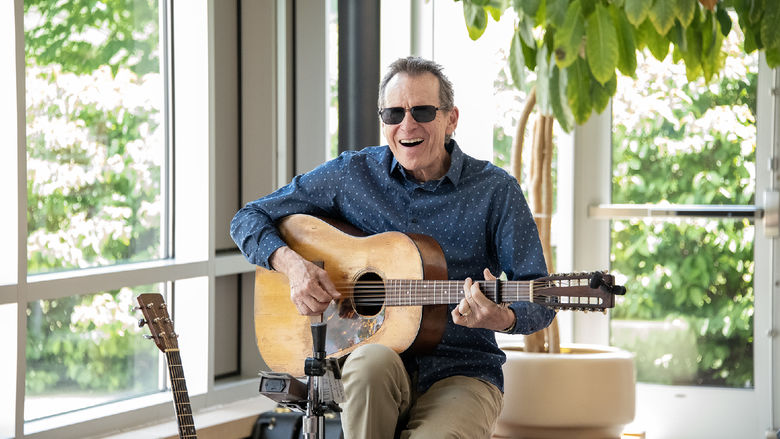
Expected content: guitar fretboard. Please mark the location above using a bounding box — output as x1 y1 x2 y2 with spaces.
166 349 197 439
384 279 533 306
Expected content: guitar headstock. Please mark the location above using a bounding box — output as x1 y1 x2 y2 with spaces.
532 271 626 312
136 293 178 352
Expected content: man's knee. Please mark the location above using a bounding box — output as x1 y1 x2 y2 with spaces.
343 344 400 376
342 344 408 395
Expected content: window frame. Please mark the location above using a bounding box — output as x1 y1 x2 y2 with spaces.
3 0 274 437
571 56 779 437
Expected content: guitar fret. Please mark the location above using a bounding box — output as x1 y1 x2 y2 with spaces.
138 293 198 439
383 276 601 308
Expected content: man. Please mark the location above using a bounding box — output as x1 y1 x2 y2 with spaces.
231 56 555 438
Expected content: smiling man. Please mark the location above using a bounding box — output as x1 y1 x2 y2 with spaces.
231 57 555 438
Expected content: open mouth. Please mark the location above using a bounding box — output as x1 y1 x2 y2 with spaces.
399 138 424 147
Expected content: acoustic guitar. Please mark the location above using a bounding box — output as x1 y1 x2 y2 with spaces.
254 214 625 377
137 293 197 439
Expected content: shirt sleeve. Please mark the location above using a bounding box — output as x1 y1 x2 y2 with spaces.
489 178 556 334
229 154 348 268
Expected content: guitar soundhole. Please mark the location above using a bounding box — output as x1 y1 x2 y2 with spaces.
353 272 384 317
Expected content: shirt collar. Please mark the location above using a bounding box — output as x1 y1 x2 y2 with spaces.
389 140 464 188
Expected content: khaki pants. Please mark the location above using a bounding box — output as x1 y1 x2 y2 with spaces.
341 344 503 439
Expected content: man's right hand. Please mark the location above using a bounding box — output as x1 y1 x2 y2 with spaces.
269 246 341 315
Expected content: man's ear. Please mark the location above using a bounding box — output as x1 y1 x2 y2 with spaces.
447 106 460 134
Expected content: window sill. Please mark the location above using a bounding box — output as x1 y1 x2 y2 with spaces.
93 395 276 439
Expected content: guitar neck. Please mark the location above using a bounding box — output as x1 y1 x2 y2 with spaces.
384 279 528 305
165 349 197 439
381 274 611 311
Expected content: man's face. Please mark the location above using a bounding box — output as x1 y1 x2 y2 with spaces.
381 72 459 182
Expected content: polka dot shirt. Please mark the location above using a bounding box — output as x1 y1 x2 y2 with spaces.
230 140 556 393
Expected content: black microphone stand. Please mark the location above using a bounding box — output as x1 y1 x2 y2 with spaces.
302 321 342 439
257 320 342 439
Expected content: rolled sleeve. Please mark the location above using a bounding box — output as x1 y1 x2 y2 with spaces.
505 302 556 335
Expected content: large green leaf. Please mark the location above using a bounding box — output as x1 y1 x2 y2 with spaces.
522 37 538 70
464 2 489 40
517 12 536 48
545 0 568 28
649 0 678 36
509 29 527 91
677 0 697 27
624 0 651 27
566 58 593 125
611 5 638 77
766 45 780 68
760 0 780 53
590 73 617 114
550 65 575 132
554 0 585 69
512 0 541 18
715 6 732 37
485 0 510 21
681 21 703 81
749 0 764 24
639 18 670 60
701 9 724 82
586 3 618 85
536 44 552 115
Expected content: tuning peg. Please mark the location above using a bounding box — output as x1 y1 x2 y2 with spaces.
143 334 153 340
589 272 604 289
138 318 147 327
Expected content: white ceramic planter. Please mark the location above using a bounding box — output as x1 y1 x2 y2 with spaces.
494 343 636 439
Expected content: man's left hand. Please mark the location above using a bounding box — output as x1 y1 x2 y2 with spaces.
452 268 515 331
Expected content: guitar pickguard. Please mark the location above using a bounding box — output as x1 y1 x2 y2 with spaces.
324 299 385 354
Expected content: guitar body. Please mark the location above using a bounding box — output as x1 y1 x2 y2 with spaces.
254 214 448 376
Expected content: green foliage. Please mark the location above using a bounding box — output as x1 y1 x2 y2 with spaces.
457 0 780 130
609 45 757 386
24 0 163 397
24 0 160 76
26 290 158 394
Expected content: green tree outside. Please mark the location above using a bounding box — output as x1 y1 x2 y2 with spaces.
609 28 756 387
24 0 164 412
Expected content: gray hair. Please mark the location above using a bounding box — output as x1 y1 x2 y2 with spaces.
377 57 455 111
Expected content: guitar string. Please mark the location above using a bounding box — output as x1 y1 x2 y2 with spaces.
142 297 196 437
318 281 598 306
157 311 195 437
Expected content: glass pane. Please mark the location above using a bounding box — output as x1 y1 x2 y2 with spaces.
610 21 756 388
25 0 165 274
25 285 163 420
327 0 338 159
610 218 754 387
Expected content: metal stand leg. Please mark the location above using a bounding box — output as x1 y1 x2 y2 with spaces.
257 321 343 439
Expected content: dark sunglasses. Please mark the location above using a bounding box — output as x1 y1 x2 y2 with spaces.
378 105 440 124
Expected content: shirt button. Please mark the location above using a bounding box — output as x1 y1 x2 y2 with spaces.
410 218 418 224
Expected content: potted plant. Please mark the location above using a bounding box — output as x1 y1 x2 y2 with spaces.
456 0 780 436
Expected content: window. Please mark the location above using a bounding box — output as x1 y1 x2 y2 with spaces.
23 0 168 421
25 0 166 275
25 285 164 420
3 1 269 437
590 15 778 437
609 23 757 389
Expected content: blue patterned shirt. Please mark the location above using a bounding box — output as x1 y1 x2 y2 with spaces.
230 140 555 392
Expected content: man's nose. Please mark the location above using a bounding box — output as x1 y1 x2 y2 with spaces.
398 109 419 127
